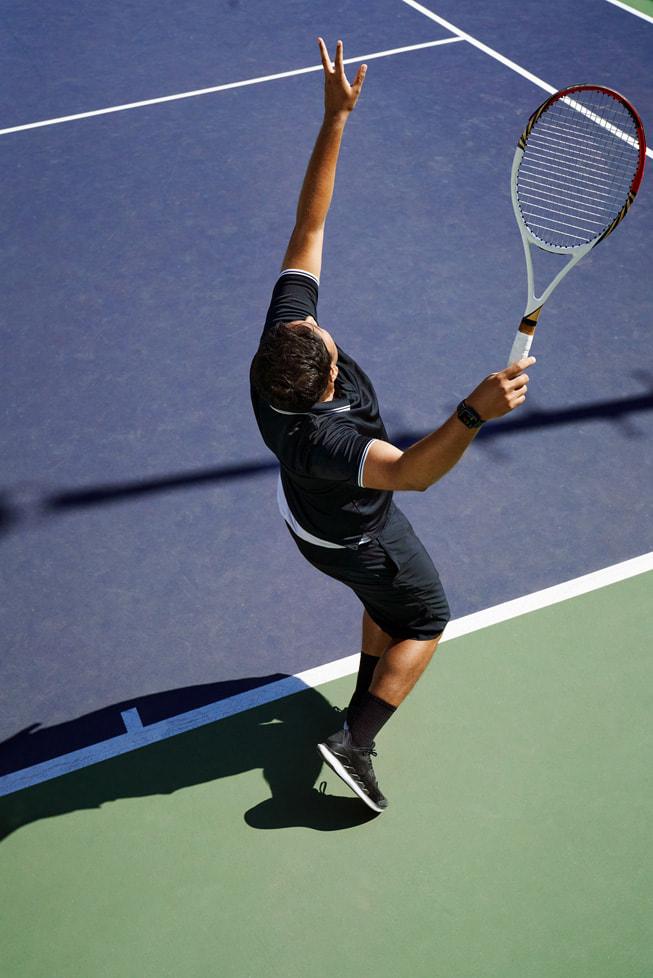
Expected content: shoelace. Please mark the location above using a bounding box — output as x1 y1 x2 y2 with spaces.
351 743 377 758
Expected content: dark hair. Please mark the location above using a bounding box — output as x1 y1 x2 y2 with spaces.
251 321 332 412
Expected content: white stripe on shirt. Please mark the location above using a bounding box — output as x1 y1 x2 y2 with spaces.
279 268 320 286
277 475 345 549
276 438 376 549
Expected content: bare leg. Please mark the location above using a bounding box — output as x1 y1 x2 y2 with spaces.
319 615 442 811
361 609 392 657
361 609 441 707
369 634 441 707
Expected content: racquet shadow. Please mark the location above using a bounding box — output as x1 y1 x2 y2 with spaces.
0 678 378 843
1 375 652 537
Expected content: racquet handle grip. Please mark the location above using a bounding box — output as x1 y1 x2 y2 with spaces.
507 330 533 366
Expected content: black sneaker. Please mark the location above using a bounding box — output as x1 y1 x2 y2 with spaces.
317 728 388 813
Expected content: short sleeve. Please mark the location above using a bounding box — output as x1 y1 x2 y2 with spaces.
308 420 374 487
263 270 319 335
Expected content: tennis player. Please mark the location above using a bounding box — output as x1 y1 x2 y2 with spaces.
250 38 535 812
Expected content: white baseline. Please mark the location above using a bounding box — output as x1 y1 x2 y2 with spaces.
1 552 651 797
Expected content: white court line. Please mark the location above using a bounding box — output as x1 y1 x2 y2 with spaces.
0 38 461 137
400 0 557 96
1 551 651 797
1 3 646 137
3 8 651 162
1 9 650 798
0 0 646 136
401 0 653 160
604 0 653 24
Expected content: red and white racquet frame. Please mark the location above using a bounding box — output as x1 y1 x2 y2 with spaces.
508 84 646 366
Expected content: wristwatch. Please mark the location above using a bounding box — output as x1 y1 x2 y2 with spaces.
456 399 485 429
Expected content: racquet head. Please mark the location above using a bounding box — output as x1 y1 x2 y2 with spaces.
513 85 646 253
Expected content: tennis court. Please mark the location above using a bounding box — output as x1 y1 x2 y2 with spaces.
1 1 652 974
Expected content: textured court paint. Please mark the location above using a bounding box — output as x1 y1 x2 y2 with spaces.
0 573 651 977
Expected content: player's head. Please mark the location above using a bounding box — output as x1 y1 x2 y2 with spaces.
251 321 336 412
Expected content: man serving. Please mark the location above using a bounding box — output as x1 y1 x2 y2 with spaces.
250 39 534 812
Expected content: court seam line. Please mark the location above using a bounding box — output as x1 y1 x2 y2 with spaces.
1 550 651 798
0 38 462 137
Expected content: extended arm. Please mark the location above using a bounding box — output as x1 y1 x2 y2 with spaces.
281 39 367 281
363 358 536 491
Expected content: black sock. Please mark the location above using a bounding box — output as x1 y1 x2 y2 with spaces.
346 652 380 726
347 691 396 749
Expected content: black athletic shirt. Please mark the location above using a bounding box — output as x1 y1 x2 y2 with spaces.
250 270 393 548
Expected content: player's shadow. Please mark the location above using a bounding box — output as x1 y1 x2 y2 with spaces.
398 373 653 448
0 678 378 843
1 372 652 538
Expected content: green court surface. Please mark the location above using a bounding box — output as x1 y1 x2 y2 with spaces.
1 571 651 978
621 0 653 15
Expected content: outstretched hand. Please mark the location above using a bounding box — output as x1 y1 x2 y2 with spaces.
466 357 536 421
318 38 367 117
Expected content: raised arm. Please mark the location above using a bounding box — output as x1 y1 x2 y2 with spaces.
363 358 536 491
281 38 367 280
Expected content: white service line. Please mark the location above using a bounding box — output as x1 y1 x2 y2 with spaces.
1 551 651 797
400 0 557 95
0 38 461 137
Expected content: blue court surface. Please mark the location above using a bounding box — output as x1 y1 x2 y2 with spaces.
1 2 652 971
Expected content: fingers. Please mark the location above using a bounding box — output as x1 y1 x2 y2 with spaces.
323 39 346 77
318 37 367 87
506 356 536 378
352 62 368 94
334 38 344 74
502 355 535 391
318 37 367 114
468 355 535 420
487 356 534 390
505 358 533 407
318 37 331 72
318 37 339 74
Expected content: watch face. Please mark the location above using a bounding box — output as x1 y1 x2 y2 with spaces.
458 402 483 428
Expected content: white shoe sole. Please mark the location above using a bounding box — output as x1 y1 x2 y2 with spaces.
317 742 386 813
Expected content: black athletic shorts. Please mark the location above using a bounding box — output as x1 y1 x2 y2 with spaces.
289 503 450 642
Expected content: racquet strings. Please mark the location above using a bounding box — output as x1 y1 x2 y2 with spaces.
516 89 643 249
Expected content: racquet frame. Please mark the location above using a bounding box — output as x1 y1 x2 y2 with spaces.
508 84 646 366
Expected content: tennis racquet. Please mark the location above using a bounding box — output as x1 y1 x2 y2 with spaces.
508 84 646 365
